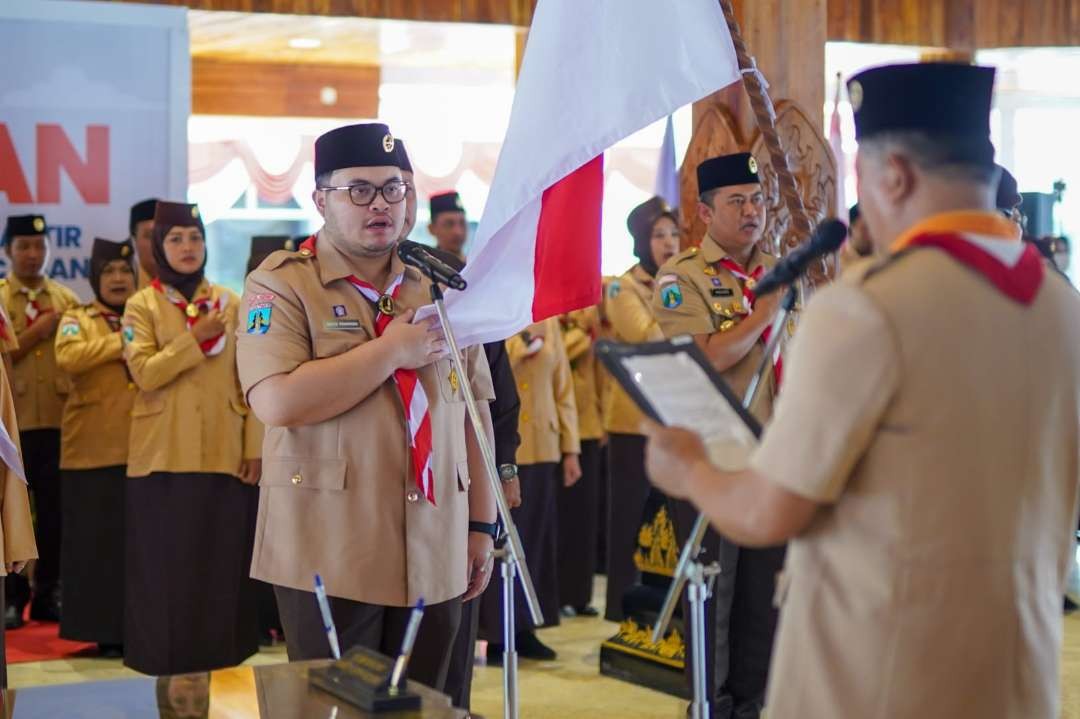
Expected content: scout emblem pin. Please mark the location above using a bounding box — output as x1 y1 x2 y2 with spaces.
449 367 460 393
378 295 395 316
185 303 200 319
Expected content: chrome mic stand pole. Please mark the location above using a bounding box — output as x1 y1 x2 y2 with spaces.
428 281 542 719
651 284 797 717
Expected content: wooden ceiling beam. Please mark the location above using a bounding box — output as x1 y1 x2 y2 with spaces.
101 0 535 26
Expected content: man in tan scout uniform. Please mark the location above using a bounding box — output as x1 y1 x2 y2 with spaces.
652 155 783 719
644 62 1080 718
237 122 497 692
1 214 79 627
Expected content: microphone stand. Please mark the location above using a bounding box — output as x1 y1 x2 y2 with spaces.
650 284 798 719
426 279 542 719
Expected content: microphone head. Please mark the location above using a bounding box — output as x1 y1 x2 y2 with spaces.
812 218 849 253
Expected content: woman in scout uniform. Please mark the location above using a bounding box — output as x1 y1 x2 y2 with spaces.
121 201 262 676
485 317 580 663
556 306 604 617
601 196 680 622
1 213 80 627
55 237 138 656
0 340 38 685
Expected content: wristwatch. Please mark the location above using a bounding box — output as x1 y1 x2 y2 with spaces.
469 521 499 540
498 463 519 482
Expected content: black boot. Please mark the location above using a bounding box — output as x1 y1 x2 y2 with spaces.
515 631 557 661
4 604 24 630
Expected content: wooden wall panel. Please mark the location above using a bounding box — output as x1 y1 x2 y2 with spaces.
828 0 1080 49
106 0 535 25
192 58 380 117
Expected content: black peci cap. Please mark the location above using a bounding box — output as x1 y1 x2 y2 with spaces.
429 191 465 220
697 153 761 195
848 62 996 165
3 214 47 246
314 123 403 180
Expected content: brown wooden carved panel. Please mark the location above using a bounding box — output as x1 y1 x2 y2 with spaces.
749 100 838 288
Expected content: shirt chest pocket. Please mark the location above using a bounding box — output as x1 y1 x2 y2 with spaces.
434 358 466 403
312 330 370 360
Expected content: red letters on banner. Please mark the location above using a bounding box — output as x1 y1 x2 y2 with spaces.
0 123 109 205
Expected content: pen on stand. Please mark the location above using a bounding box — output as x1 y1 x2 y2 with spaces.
314 573 342 660
390 598 425 690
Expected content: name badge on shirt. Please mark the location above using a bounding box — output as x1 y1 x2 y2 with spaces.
324 319 364 331
711 288 735 298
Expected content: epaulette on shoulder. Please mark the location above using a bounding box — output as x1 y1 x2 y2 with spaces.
673 246 701 264
260 247 313 273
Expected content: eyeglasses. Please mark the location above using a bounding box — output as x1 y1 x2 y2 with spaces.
319 180 411 207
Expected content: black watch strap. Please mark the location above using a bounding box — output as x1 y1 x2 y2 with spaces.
469 521 499 540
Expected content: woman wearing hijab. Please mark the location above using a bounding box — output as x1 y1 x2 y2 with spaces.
601 196 680 621
55 238 138 656
121 201 262 675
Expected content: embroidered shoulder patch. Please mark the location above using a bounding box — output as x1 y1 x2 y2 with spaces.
247 306 271 335
660 283 683 309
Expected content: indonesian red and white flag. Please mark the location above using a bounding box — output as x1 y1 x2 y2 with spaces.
420 0 742 346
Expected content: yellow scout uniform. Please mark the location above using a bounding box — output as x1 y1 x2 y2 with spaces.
55 303 135 469
0 276 80 430
560 307 603 442
0 362 36 572
603 264 664 434
506 317 580 465
0 354 37 687
753 211 1080 718
122 280 261 477
236 236 494 607
557 306 604 611
0 304 18 354
652 236 777 421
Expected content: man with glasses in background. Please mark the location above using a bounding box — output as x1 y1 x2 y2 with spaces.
236 123 498 690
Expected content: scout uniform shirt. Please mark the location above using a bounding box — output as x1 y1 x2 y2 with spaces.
236 235 495 608
0 277 80 430
506 317 580 465
122 280 262 478
603 264 664 435
560 307 603 443
55 302 136 470
652 236 778 421
0 356 37 575
0 304 18 354
751 212 1080 718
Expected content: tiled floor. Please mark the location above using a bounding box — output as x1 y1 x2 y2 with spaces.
8 588 1080 719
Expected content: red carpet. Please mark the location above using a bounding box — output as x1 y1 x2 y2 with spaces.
6 607 96 664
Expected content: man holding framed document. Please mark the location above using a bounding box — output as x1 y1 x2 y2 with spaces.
643 63 1080 718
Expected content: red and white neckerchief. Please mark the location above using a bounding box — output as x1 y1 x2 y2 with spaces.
151 279 228 356
99 310 123 333
299 236 436 505
20 287 45 326
717 257 783 385
902 232 1045 305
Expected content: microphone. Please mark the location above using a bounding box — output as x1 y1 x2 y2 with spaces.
397 240 468 291
753 219 848 296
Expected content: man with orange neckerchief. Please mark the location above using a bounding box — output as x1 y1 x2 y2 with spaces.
642 62 1080 718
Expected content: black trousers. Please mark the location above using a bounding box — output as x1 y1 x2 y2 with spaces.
596 442 609 572
670 498 785 719
481 462 560 637
6 429 61 612
604 434 652 622
443 597 479 710
557 439 601 609
274 586 462 692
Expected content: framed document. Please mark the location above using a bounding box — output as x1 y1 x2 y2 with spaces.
596 336 761 470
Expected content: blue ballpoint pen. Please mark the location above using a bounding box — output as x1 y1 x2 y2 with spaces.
314 573 342 660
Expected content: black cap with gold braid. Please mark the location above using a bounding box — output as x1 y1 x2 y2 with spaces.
3 214 47 246
697 153 760 195
315 123 403 180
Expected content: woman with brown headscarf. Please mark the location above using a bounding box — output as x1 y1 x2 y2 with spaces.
121 201 262 676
